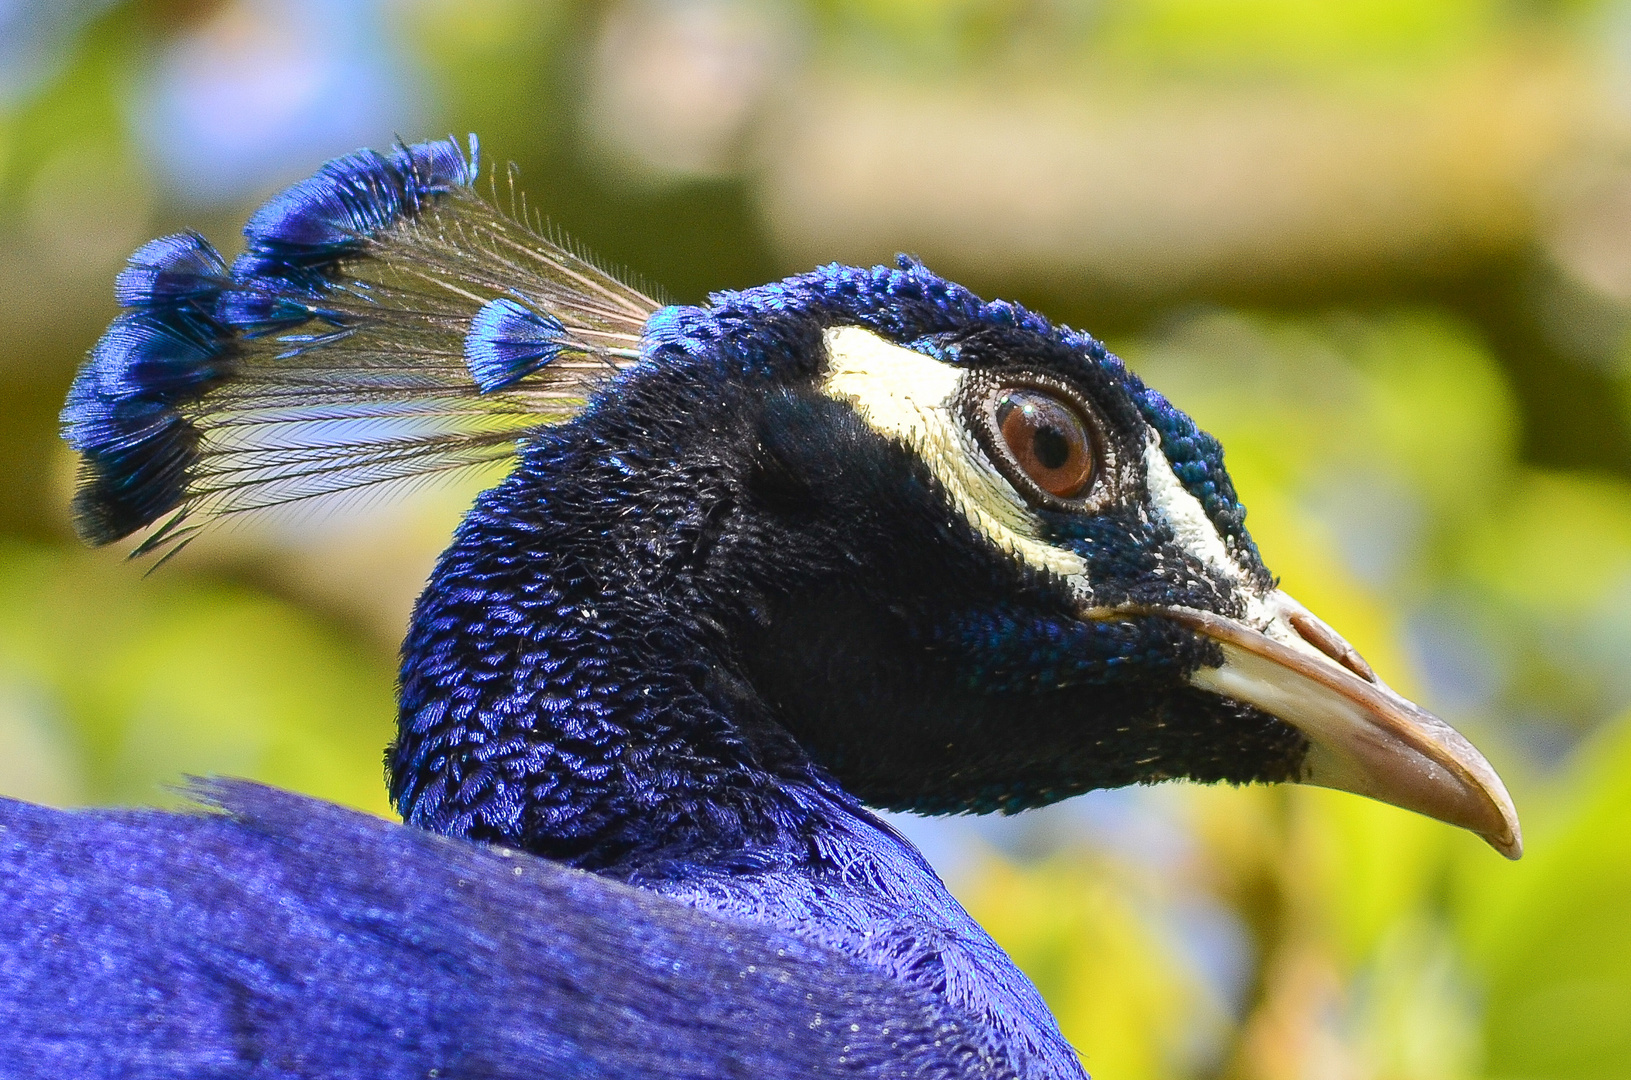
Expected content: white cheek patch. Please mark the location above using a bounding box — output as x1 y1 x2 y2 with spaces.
1141 431 1244 582
1142 433 1290 636
820 326 1086 579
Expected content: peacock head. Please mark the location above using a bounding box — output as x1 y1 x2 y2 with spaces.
501 264 1521 857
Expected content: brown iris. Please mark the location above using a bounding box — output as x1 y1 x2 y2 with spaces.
993 389 1096 500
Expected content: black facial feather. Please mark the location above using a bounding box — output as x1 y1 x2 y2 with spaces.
390 279 1306 864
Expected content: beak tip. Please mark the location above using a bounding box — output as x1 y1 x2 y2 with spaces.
1486 822 1524 861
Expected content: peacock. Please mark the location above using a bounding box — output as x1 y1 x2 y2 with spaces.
0 136 1520 1078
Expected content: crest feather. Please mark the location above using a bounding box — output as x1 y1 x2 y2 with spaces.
61 135 659 555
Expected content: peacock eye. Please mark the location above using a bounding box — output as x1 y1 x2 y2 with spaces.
990 388 1097 501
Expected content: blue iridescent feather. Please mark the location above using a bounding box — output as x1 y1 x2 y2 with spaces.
62 238 235 543
213 280 340 337
229 136 479 288
465 297 573 392
112 230 229 312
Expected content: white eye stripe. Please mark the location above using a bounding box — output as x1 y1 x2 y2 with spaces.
818 326 1254 595
1140 432 1244 581
819 326 1087 579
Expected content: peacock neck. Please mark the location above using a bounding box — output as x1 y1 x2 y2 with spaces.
387 437 1085 1079
386 384 848 861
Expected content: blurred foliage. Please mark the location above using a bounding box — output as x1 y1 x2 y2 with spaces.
0 541 395 814
1 1 1629 1078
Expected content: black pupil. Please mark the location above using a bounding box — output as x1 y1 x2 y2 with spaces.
1032 425 1070 470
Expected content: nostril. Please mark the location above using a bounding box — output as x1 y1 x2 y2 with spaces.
1287 608 1377 683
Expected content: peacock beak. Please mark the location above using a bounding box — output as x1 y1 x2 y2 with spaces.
1088 592 1523 858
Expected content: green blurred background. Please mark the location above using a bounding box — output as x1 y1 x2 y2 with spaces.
1 1 1628 1076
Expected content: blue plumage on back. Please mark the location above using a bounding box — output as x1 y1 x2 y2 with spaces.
0 782 1014 1080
